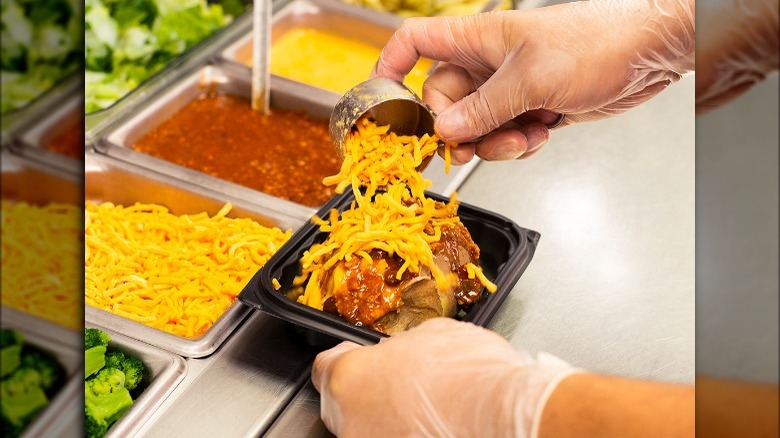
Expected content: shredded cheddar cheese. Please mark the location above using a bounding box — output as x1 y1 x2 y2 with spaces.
1 201 82 330
444 142 452 174
322 118 439 198
296 117 495 311
85 201 291 338
466 262 497 292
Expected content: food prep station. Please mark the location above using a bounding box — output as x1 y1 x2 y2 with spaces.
2 0 694 435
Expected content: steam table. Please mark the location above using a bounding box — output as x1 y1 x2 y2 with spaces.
140 74 696 437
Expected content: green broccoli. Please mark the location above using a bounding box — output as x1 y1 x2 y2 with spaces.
0 329 24 379
104 351 145 390
1 367 49 438
0 330 66 438
85 328 110 378
84 368 134 438
0 329 24 348
20 348 65 395
83 328 150 437
84 328 111 350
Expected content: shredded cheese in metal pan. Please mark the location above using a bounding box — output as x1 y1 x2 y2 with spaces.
1 201 83 330
85 202 291 338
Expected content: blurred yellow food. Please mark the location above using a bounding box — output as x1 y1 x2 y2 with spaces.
85 202 291 338
240 28 432 96
341 0 513 17
1 201 82 330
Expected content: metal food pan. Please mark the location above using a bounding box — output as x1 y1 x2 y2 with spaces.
218 0 480 196
85 152 310 357
0 307 82 438
1 151 82 337
95 62 335 215
328 0 506 19
1 73 81 148
1 150 82 205
11 91 84 176
84 3 256 140
85 322 188 438
221 0 403 66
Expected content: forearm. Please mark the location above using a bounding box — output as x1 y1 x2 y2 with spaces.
696 376 779 437
538 373 694 437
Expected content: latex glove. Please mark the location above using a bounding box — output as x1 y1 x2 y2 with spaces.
372 0 695 163
696 0 779 113
312 318 578 437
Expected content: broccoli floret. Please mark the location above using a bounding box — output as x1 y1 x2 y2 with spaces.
20 348 65 394
85 328 110 378
85 368 134 438
85 346 107 379
1 367 49 438
0 329 24 348
84 410 108 438
120 357 143 391
103 351 124 369
1 330 24 379
84 328 111 350
1 331 66 438
87 368 125 395
104 351 145 390
82 329 149 437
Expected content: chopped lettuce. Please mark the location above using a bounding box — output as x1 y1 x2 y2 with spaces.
0 0 81 114
84 0 245 113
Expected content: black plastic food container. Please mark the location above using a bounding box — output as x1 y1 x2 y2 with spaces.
239 191 540 346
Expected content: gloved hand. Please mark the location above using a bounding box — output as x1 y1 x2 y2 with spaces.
696 0 779 113
372 0 695 163
311 318 579 437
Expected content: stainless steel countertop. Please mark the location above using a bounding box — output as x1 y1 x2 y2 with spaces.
141 75 695 437
136 311 319 437
466 75 695 384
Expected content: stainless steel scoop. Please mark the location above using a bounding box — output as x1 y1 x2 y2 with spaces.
329 77 437 171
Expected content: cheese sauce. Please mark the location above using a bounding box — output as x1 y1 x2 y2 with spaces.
236 27 432 96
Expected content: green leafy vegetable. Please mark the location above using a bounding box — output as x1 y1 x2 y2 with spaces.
0 0 82 113
84 0 246 113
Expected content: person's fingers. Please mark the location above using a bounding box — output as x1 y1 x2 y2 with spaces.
435 66 525 142
451 143 477 164
311 341 361 393
423 62 482 116
469 122 547 161
436 119 549 163
372 15 504 82
517 122 549 156
513 109 563 127
438 142 476 165
472 129 529 161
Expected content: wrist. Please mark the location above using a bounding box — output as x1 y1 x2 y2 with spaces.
504 352 580 438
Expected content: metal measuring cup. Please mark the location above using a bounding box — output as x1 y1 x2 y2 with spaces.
329 77 437 172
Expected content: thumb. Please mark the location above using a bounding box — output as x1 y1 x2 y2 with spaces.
311 341 360 393
435 70 523 143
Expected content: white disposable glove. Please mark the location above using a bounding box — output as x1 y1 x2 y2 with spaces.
312 318 579 437
696 0 779 112
372 0 695 162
